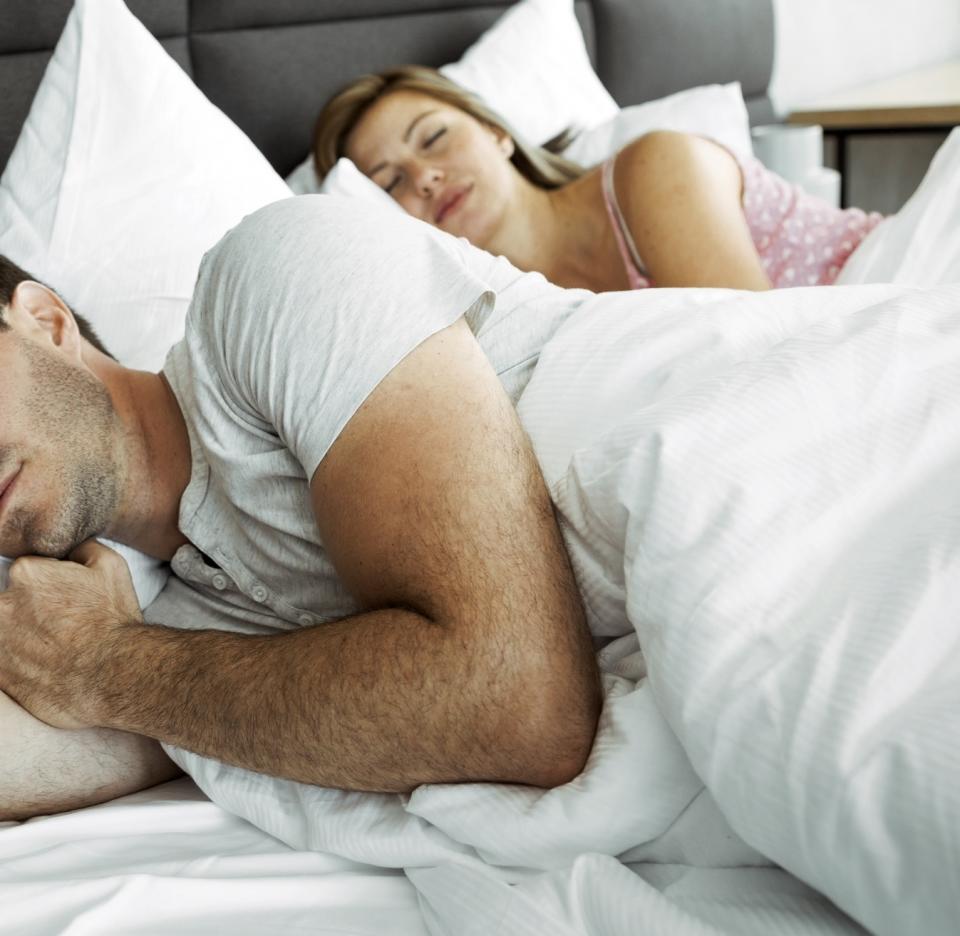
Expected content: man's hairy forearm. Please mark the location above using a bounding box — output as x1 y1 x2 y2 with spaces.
0 690 181 821
92 606 600 793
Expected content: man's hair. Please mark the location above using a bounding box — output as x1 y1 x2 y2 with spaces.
0 254 112 356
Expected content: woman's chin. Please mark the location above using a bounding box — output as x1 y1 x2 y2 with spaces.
443 215 494 251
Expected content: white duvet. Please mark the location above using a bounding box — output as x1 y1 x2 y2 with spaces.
169 131 960 936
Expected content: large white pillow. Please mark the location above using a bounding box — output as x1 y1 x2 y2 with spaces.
0 0 290 374
0 0 289 605
563 82 753 167
439 0 619 145
289 156 401 211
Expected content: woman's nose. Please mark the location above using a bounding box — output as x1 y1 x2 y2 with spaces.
412 162 443 197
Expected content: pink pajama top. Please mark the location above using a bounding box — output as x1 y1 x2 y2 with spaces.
600 151 884 290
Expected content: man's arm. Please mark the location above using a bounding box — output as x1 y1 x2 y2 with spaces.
0 690 180 821
0 320 602 792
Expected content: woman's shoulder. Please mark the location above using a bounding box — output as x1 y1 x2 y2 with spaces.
613 131 708 175
611 132 737 203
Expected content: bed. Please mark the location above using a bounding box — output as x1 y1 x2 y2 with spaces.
2 2 960 935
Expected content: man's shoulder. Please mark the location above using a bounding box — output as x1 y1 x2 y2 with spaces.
230 192 377 233
187 196 371 335
195 194 464 310
213 194 417 260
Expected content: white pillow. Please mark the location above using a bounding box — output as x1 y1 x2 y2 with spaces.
289 156 402 211
321 158 402 209
0 0 290 374
0 0 289 605
563 82 753 167
440 0 618 145
286 155 323 195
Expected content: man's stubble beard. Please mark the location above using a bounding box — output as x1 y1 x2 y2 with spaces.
8 341 124 558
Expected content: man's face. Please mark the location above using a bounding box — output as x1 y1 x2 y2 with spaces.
0 323 122 558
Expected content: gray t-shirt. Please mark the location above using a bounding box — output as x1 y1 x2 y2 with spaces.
148 195 589 635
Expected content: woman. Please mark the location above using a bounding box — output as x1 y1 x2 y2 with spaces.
313 66 883 292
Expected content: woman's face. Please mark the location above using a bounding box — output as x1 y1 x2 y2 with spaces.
345 89 518 247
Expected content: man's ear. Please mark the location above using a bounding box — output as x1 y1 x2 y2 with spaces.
9 281 83 357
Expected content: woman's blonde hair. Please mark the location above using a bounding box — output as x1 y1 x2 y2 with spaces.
312 65 584 189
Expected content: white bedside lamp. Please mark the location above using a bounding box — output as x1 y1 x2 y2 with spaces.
750 124 841 207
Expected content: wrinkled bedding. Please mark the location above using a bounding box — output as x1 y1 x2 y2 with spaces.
520 278 960 936
0 778 430 936
166 130 960 936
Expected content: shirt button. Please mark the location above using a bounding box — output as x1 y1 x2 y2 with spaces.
298 613 315 626
211 574 229 591
251 584 269 603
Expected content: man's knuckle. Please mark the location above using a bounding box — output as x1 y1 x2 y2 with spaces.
8 558 37 583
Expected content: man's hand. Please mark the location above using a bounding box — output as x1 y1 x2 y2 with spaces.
0 540 143 730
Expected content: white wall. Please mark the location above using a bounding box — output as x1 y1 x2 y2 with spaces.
770 0 960 114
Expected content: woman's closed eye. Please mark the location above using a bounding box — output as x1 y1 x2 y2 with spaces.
422 127 446 149
384 173 402 195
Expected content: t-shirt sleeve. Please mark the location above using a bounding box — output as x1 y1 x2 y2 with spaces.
189 196 494 480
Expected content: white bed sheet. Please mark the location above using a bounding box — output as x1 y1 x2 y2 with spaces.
0 778 429 936
1 776 863 936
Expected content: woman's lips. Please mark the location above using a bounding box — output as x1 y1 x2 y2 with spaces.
435 185 471 224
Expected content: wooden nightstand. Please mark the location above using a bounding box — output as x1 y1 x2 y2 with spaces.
788 60 959 206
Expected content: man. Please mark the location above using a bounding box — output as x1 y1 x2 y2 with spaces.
0 195 602 819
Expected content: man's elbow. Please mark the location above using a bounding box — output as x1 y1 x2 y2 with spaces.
513 671 603 789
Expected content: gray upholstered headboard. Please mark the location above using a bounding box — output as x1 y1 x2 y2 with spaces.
0 0 775 179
